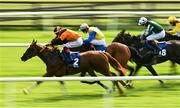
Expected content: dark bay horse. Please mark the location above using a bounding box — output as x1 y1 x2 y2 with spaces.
113 30 180 82
21 40 126 95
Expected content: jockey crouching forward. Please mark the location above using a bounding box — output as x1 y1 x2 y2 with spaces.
49 25 83 64
138 17 165 55
79 23 106 51
167 16 180 37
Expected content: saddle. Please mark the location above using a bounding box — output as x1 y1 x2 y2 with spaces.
62 51 80 68
94 45 107 52
157 42 167 49
86 44 106 52
145 41 167 56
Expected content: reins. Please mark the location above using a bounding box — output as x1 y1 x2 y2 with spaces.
39 46 46 53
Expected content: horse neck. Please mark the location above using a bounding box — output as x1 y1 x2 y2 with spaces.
128 36 143 49
35 45 50 64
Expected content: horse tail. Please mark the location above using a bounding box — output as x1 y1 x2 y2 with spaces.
102 52 126 76
128 47 142 63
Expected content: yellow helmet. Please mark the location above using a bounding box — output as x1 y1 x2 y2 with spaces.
168 16 177 22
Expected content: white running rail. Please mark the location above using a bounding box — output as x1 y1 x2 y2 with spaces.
1 11 180 16
0 76 180 82
0 43 47 47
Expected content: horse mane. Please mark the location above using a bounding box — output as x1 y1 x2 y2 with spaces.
35 43 61 53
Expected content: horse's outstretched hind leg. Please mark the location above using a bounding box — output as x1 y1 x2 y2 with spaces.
23 73 52 95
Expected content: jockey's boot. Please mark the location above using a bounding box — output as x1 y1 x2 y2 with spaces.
89 44 96 50
149 40 161 55
63 47 72 64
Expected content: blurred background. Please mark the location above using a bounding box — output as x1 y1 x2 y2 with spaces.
0 1 180 108
1 0 180 31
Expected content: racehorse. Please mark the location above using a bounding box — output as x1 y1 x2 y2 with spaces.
69 42 134 76
113 30 180 80
21 40 126 96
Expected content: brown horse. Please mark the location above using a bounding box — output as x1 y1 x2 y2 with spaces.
21 40 126 96
70 42 134 75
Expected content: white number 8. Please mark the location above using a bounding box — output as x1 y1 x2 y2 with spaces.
160 49 166 56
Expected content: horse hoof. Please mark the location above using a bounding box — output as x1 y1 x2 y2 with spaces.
160 83 167 88
125 82 134 89
108 89 114 94
120 93 126 97
23 89 29 95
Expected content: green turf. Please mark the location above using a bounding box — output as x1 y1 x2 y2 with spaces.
0 30 180 108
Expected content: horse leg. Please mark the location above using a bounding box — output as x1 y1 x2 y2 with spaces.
146 66 164 85
23 73 52 95
170 61 177 75
109 71 125 96
131 64 142 76
82 71 110 91
126 64 142 86
110 72 133 89
126 65 134 76
80 72 97 84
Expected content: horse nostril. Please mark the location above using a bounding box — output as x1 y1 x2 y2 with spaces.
21 56 26 61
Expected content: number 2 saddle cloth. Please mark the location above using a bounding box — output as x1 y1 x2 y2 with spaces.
62 51 80 68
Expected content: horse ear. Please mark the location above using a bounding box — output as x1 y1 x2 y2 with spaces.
31 39 35 44
121 29 126 34
34 40 37 44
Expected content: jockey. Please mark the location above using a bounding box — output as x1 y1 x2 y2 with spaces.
79 23 106 51
50 25 83 60
167 16 180 37
138 17 165 54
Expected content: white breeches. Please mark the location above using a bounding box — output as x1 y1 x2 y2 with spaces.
146 30 165 40
176 32 180 37
90 39 106 46
63 37 83 48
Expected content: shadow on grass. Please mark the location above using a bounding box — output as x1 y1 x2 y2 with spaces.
125 80 180 97
31 93 105 103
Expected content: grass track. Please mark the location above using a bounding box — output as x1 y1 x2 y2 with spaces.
1 81 180 108
0 30 180 108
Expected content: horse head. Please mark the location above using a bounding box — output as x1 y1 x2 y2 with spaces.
113 29 133 46
21 40 40 61
113 29 126 43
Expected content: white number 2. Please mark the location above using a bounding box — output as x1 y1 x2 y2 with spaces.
73 58 79 66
